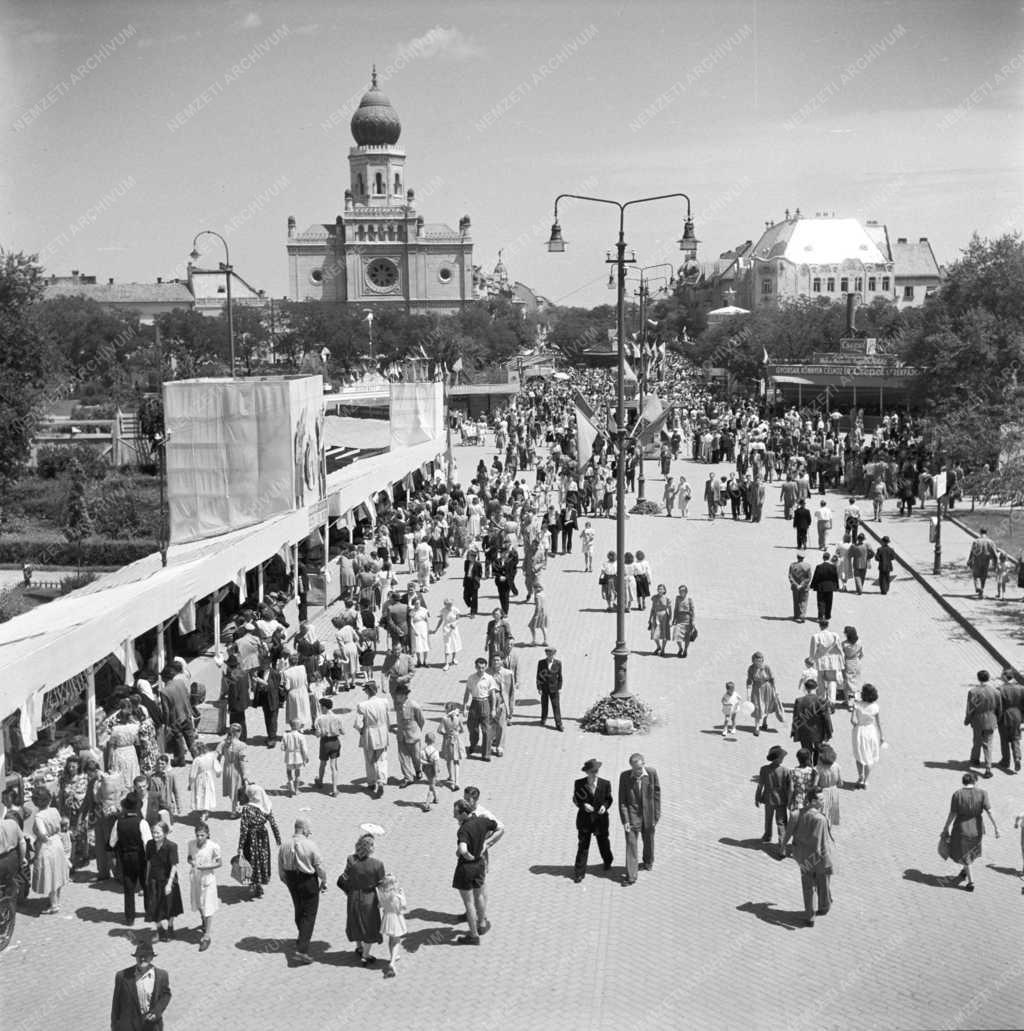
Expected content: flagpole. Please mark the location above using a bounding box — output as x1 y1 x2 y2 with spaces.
445 371 454 487
637 278 647 501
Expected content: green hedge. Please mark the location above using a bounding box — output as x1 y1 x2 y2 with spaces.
0 536 158 566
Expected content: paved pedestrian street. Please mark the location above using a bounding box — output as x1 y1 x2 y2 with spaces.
5 447 1022 1031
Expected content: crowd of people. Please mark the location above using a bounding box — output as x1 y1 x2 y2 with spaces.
5 351 1024 1022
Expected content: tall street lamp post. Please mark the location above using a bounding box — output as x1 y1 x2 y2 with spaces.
624 263 674 502
190 230 235 377
548 193 699 698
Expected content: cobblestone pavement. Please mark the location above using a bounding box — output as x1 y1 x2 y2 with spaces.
4 448 1023 1031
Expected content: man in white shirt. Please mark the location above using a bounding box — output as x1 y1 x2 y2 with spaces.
813 500 833 551
463 658 498 760
277 818 328 964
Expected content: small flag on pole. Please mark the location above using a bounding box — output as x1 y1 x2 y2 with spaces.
762 346 770 364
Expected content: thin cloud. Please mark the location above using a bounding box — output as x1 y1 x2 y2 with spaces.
241 11 262 29
293 24 319 35
396 26 482 61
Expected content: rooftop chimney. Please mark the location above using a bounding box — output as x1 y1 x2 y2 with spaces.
156 277 162 284
897 237 907 244
846 292 857 335
71 269 80 281
108 278 114 285
287 215 296 238
919 237 928 243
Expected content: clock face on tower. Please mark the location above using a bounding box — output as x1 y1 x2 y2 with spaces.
366 257 399 290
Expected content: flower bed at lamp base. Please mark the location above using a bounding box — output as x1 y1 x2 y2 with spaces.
580 694 655 734
628 500 663 516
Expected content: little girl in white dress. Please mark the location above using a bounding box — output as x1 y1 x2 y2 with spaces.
377 874 407 977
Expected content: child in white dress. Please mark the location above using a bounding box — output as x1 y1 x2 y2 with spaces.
377 873 407 978
188 821 222 951
282 719 309 796
581 522 596 572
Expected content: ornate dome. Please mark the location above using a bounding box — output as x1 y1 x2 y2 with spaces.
350 66 401 146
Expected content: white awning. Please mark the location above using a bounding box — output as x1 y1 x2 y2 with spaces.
771 375 817 385
0 439 441 721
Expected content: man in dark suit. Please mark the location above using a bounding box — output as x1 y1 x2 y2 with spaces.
809 551 839 621
788 552 812 622
997 668 1024 773
536 646 564 731
110 940 171 1031
875 536 896 594
793 500 812 550
617 753 661 885
572 758 613 882
791 679 833 764
965 669 1002 777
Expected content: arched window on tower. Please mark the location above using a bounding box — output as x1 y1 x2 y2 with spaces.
357 173 364 195
374 172 384 195
394 173 401 194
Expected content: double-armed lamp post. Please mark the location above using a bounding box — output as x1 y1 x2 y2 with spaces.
189 229 235 377
547 194 699 698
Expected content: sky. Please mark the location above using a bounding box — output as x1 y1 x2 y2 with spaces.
2 0 1023 309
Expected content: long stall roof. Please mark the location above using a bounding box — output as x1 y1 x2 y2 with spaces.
0 438 440 720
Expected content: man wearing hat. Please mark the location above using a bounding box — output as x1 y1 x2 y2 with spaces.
536 646 564 732
756 746 790 857
110 939 171 1030
809 551 839 621
109 794 151 926
787 551 812 623
572 759 613 882
875 536 896 595
791 678 833 765
781 789 835 927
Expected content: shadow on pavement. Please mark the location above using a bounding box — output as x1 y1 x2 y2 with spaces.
902 868 954 888
760 615 801 622
528 864 578 880
402 924 452 953
405 907 461 924
735 901 803 929
922 760 973 772
74 904 123 923
985 863 1022 878
718 837 768 852
218 885 252 906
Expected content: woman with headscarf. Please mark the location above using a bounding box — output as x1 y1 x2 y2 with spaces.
337 832 386 965
670 585 695 658
29 787 69 914
235 784 280 899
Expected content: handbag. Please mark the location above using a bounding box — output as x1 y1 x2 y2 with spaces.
937 832 951 861
688 625 699 642
230 854 252 884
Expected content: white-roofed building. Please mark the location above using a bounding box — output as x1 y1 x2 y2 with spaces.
733 210 895 310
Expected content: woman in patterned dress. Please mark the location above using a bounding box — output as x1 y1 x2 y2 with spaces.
235 785 280 898
841 626 864 708
134 703 160 776
648 583 672 655
58 756 91 869
217 724 248 817
746 651 783 735
670 585 695 658
788 748 816 820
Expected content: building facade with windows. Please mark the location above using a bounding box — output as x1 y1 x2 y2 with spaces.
286 69 473 314
891 236 941 309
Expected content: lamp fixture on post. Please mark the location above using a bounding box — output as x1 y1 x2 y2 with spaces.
190 230 235 378
547 192 697 700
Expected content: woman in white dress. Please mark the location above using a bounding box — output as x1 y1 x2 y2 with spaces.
187 821 222 951
432 598 463 671
409 595 431 668
105 702 140 792
466 497 482 543
850 683 885 789
188 742 222 815
29 788 69 914
283 654 312 731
